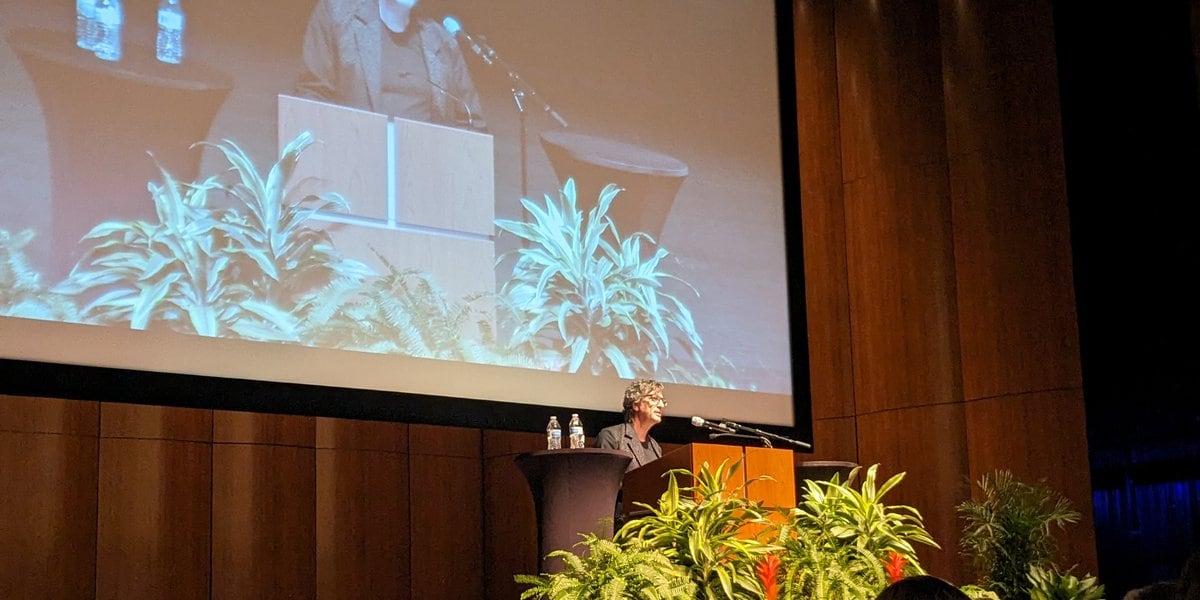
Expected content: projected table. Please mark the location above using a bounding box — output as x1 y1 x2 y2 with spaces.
7 28 233 280
515 448 631 573
539 131 688 242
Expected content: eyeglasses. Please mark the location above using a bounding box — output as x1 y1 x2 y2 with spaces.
642 395 668 408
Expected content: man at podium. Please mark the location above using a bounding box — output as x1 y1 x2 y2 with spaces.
297 0 486 130
595 378 666 472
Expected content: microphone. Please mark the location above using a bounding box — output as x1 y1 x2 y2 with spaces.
442 16 497 65
691 416 735 433
423 77 476 128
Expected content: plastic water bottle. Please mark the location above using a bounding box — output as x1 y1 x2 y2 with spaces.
155 0 185 64
546 416 562 450
93 0 123 62
568 414 585 449
76 0 98 50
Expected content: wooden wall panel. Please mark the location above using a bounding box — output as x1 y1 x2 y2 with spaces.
939 0 1083 400
0 397 98 600
807 415 858 464
842 166 963 414
482 430 542 600
212 411 316 600
315 418 409 600
857 403 970 582
965 391 1097 575
795 0 856 420
410 425 483 599
96 438 211 599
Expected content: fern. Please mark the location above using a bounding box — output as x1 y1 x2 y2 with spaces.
516 534 696 600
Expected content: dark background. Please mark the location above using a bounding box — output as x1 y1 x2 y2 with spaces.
1055 0 1200 594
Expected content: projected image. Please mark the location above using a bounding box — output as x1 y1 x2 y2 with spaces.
0 0 795 419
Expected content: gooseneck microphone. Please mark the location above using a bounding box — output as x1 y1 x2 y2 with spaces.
423 77 475 128
441 16 496 65
690 416 735 433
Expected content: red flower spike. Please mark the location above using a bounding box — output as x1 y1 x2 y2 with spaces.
757 554 781 600
885 551 909 583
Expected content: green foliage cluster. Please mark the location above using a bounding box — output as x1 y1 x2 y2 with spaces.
495 179 706 380
957 471 1082 600
614 461 777 600
514 534 696 600
1026 566 1104 600
775 465 940 600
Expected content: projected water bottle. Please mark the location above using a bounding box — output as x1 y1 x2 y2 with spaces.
93 0 123 62
568 413 585 449
156 0 185 64
75 0 98 50
546 416 562 450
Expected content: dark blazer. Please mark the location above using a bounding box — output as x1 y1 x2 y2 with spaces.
297 0 485 129
595 422 662 472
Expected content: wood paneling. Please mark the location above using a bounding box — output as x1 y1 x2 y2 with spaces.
410 425 483 599
0 395 98 434
101 402 211 442
0 428 98 599
212 412 316 600
316 440 410 600
316 417 406 452
808 415 858 464
96 438 211 600
965 391 1097 575
482 431 540 600
842 165 963 414
940 0 1083 401
857 403 970 582
795 0 856 420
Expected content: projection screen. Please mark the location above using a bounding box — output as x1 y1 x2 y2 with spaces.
0 0 810 438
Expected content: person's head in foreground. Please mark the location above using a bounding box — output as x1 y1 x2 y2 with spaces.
875 576 970 600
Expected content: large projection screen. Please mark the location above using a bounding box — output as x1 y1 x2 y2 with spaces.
0 0 810 442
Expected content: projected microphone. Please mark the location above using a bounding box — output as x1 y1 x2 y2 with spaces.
423 77 476 128
441 16 496 65
691 416 735 433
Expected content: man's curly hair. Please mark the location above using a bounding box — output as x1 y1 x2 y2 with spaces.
622 378 663 422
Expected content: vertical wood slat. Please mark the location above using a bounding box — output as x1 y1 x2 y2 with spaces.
409 424 483 600
212 411 316 600
0 396 98 600
97 403 212 600
483 430 542 600
316 418 410 600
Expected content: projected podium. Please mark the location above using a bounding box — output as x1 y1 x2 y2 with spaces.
622 443 796 515
277 95 496 308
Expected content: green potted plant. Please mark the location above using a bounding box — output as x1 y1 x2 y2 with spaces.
1026 565 1104 600
514 533 696 600
957 471 1082 600
772 464 940 600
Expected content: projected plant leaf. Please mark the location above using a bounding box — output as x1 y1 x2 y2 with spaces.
495 179 704 377
56 132 371 340
198 132 373 311
300 250 523 364
0 228 78 321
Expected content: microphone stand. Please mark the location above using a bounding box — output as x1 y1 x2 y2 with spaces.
467 34 568 201
707 431 774 448
720 421 813 450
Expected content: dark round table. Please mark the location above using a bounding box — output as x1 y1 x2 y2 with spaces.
7 28 234 280
515 448 632 573
539 130 688 242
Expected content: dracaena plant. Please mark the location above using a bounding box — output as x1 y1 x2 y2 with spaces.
514 533 697 600
772 464 940 600
613 460 777 600
495 178 704 378
0 228 77 321
958 471 1081 600
56 132 371 340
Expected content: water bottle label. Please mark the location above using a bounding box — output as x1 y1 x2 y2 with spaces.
569 427 582 436
158 11 183 29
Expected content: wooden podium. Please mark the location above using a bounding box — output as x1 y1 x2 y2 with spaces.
621 443 796 515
